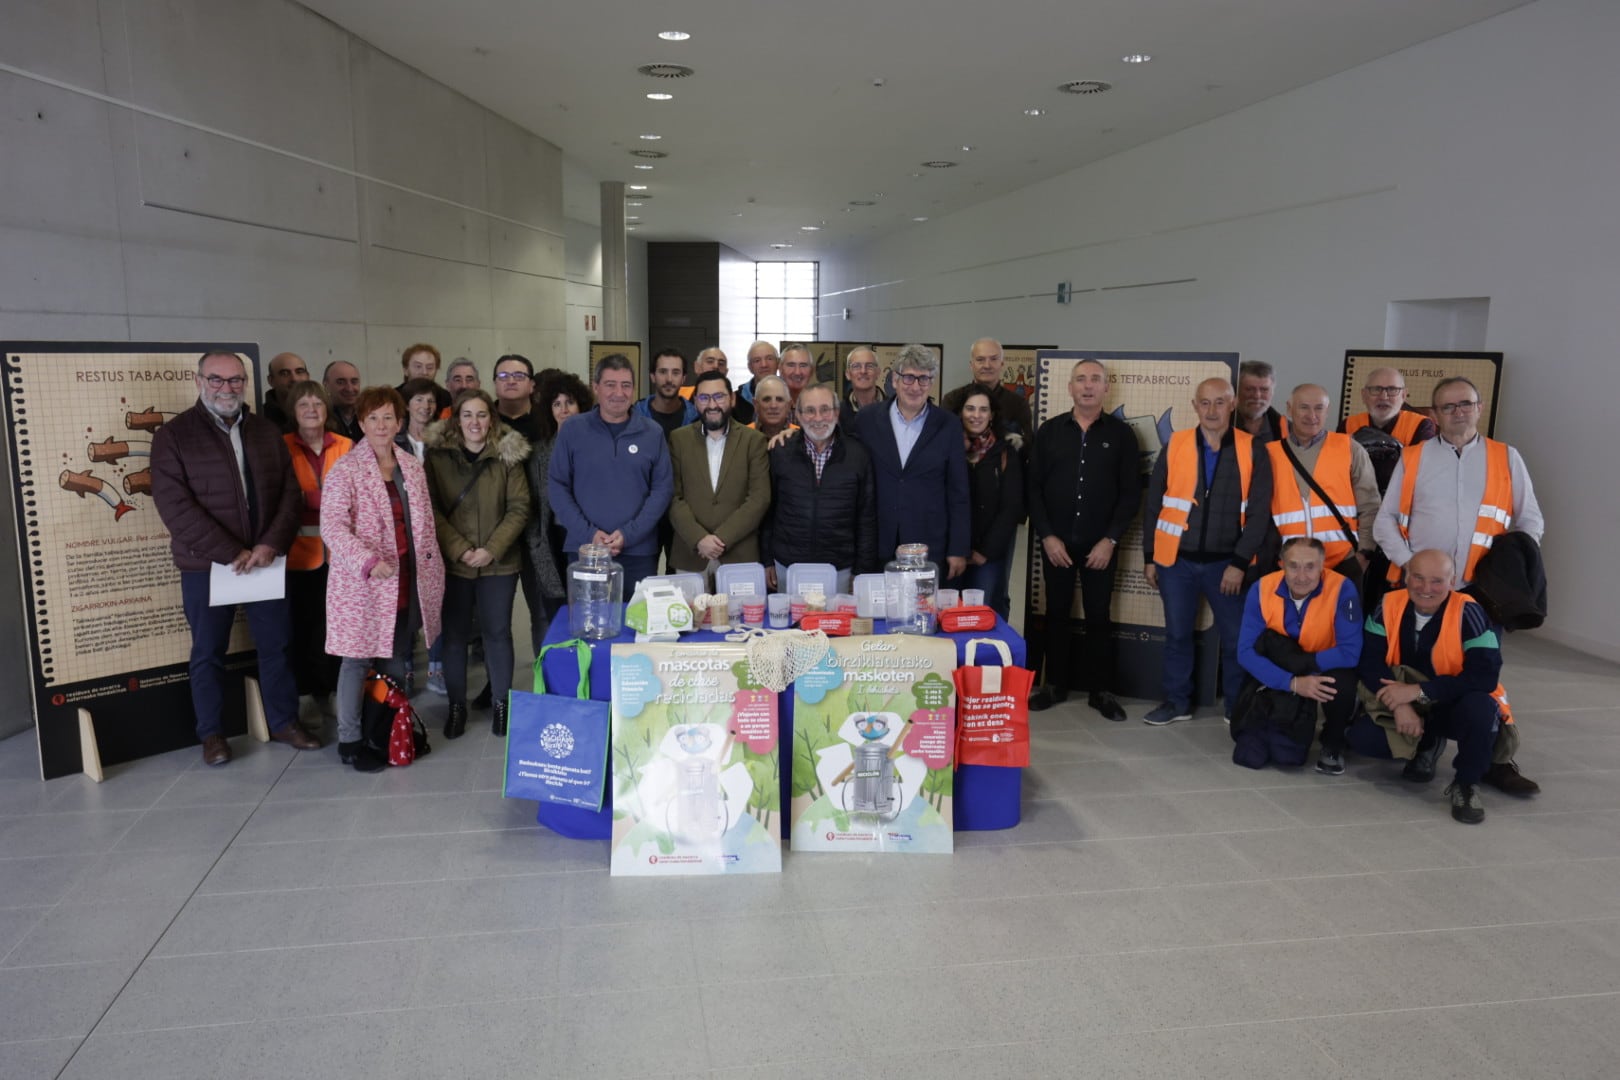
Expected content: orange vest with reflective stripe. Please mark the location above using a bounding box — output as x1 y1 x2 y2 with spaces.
1154 428 1253 567
1381 589 1513 723
1345 410 1425 444
285 433 353 570
1390 438 1513 582
1257 570 1344 652
1266 433 1358 569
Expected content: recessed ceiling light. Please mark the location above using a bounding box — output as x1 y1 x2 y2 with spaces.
633 164 654 170
800 225 821 231
626 215 640 221
628 201 644 207
1023 107 1045 117
638 133 662 140
960 145 974 152
873 193 884 199
1121 53 1152 63
908 172 922 178
921 161 957 168
732 211 744 217
646 92 673 101
848 200 875 206
657 30 691 41
912 216 929 222
769 243 793 249
628 184 648 190
626 225 638 231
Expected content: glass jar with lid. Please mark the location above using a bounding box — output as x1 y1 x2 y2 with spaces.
568 543 624 639
883 543 938 634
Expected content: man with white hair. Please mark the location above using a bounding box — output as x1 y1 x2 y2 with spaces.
943 337 1033 438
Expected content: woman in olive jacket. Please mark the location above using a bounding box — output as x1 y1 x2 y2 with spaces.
424 389 531 739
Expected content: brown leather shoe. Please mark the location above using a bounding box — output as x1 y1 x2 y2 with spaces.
201 734 232 767
269 724 322 750
1483 761 1540 798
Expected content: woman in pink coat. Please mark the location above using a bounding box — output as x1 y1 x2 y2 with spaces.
321 386 445 772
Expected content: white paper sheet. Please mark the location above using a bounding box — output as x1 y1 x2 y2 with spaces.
209 557 287 606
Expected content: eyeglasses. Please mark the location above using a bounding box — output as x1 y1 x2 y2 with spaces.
896 372 934 387
1365 385 1405 396
798 405 837 418
1436 400 1479 415
494 371 531 382
694 393 730 406
847 362 878 373
203 375 247 389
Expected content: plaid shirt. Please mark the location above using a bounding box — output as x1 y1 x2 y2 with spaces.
805 431 835 482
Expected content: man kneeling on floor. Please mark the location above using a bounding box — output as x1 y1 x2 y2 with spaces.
1352 548 1535 824
1232 537 1362 773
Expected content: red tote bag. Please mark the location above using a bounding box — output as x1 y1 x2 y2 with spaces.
953 638 1034 768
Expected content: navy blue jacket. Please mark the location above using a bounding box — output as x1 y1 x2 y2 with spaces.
850 401 971 564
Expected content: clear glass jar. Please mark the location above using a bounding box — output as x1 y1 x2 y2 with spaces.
883 543 938 634
568 543 624 640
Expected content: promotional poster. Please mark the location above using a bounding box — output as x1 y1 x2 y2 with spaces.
1340 350 1502 435
609 642 782 876
789 635 957 854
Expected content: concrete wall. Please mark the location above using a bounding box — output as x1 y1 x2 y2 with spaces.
0 0 569 739
0 0 567 383
820 0 1620 660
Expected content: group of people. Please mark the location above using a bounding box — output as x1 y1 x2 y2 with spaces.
153 346 595 772
154 341 1544 821
1113 360 1543 824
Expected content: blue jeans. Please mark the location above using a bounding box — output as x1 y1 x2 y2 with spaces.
1156 558 1245 713
180 571 300 739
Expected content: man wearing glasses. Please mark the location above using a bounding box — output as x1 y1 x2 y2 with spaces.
666 370 770 575
1338 367 1437 492
151 351 321 766
850 343 970 582
732 341 779 425
1375 377 1543 591
492 353 541 443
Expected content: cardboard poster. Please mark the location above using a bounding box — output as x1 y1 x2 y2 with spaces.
2 342 259 778
999 345 1053 409
588 341 642 394
609 642 782 875
1340 351 1502 435
789 635 957 854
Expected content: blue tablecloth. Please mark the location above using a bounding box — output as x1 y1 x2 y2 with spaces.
532 608 1026 839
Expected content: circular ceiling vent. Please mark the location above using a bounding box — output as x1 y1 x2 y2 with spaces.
637 63 694 79
920 160 958 168
1058 80 1113 95
630 149 668 159
848 199 876 206
625 193 652 200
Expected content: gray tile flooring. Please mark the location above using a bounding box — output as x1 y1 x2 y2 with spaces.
0 633 1616 1079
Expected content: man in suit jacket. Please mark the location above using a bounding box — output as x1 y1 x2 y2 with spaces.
850 343 970 579
666 370 772 573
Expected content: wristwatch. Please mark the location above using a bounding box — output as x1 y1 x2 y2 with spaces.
1413 689 1432 707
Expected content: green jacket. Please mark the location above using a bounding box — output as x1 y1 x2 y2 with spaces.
424 419 532 578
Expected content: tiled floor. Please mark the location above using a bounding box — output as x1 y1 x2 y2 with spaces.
0 633 1616 1079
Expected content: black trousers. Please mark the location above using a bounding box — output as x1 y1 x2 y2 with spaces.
1038 552 1117 693
287 566 340 698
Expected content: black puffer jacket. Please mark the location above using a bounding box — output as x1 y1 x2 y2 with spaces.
967 433 1026 558
762 430 878 574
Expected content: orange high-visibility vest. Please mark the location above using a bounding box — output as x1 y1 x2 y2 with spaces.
1257 570 1345 652
284 432 353 570
1390 438 1513 583
1154 428 1253 567
1267 433 1359 569
1345 410 1425 444
1381 589 1513 724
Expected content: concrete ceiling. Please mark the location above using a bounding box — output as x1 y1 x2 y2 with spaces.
299 0 1529 259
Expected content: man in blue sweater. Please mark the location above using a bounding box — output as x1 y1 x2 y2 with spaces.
1236 537 1362 774
549 354 673 590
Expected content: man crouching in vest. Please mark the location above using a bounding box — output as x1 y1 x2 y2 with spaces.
1233 537 1362 774
1352 549 1528 824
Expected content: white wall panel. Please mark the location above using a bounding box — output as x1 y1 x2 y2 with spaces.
363 183 489 267
491 271 564 332
0 0 108 87
0 76 121 234
349 42 483 204
361 245 490 329
484 112 564 236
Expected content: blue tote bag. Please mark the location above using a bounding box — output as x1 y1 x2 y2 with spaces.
503 639 610 810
